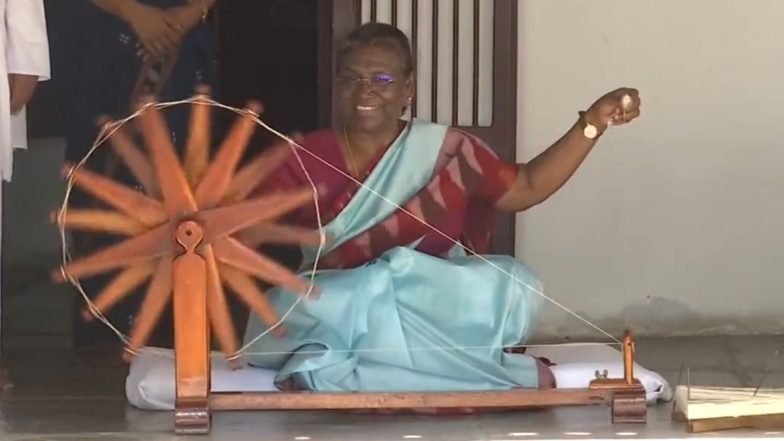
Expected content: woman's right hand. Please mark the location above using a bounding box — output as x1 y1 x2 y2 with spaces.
121 1 180 60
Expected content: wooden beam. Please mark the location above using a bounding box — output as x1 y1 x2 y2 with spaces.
173 221 211 435
210 388 617 411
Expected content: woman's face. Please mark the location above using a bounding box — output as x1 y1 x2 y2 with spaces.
336 43 413 135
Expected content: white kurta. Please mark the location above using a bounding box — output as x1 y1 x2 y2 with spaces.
1 0 50 179
0 0 50 349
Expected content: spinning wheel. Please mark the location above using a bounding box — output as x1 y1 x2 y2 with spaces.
51 92 648 435
52 90 320 364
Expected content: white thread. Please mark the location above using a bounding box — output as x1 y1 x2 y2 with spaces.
241 341 619 357
217 105 620 348
231 130 326 357
621 93 633 109
58 94 621 365
260 125 620 344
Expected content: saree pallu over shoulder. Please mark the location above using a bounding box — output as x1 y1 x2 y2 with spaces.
307 122 520 269
243 119 543 392
300 119 448 263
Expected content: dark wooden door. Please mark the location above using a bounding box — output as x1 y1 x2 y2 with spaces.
319 0 519 254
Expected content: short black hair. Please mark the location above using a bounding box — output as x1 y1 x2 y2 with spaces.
337 22 414 75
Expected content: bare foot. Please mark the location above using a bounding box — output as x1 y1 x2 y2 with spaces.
537 358 556 389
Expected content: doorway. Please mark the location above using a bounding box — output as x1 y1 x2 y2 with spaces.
216 0 321 138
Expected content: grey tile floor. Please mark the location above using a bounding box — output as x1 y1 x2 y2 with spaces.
2 140 783 440
1 336 783 440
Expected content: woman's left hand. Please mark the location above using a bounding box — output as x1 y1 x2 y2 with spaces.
585 87 641 132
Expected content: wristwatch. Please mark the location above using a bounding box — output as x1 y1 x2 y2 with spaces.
578 111 600 140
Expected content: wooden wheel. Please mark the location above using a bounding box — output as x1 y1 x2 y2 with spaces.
52 90 320 362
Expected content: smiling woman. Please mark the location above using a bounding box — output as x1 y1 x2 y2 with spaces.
241 22 641 396
333 25 415 178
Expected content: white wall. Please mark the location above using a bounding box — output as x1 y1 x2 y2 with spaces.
516 0 784 340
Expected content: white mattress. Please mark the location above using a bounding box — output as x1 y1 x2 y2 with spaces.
126 344 672 410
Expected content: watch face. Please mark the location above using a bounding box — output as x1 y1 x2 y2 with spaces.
584 124 598 139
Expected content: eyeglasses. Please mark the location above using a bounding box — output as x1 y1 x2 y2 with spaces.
336 73 396 91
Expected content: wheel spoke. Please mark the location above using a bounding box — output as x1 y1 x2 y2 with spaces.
204 245 240 358
184 92 211 187
223 138 293 203
54 209 147 236
100 118 159 196
123 255 174 360
54 222 172 282
194 101 262 208
135 101 198 216
65 163 167 227
236 223 323 248
213 237 310 295
83 261 156 321
220 263 285 337
196 188 315 245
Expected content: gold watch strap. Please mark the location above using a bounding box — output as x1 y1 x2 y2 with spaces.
578 111 603 139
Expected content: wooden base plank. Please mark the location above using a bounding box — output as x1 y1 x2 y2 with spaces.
209 389 619 411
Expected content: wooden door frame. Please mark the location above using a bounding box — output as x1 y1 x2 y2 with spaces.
317 0 518 255
317 0 356 129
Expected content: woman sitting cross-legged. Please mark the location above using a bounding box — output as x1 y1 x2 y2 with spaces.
242 22 641 394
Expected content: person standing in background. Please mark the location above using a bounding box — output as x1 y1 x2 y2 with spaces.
59 0 217 362
70 0 218 161
0 0 51 389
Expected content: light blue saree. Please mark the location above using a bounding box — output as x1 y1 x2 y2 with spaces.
242 120 544 391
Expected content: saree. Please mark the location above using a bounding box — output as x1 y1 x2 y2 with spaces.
243 119 545 392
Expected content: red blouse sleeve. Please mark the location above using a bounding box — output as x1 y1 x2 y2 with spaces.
462 132 519 203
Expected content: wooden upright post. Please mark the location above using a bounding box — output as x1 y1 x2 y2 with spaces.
172 221 211 434
623 330 635 385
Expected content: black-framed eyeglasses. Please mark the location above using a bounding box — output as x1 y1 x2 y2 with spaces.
336 73 396 91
